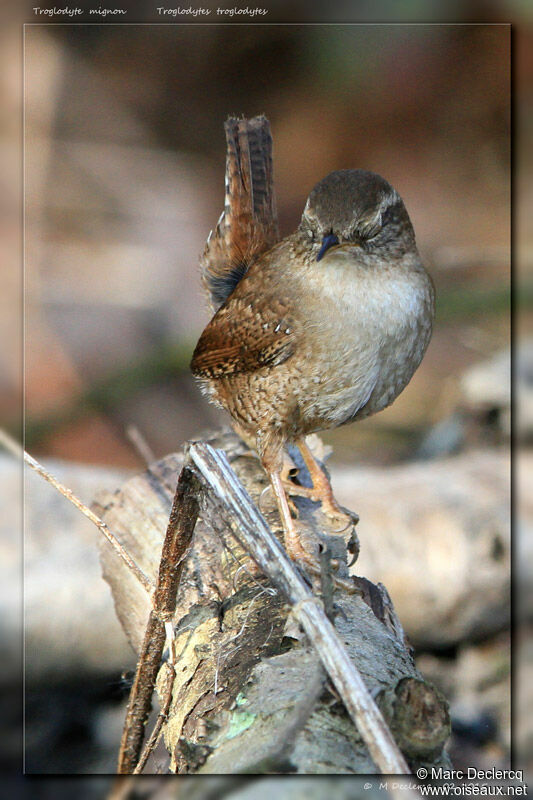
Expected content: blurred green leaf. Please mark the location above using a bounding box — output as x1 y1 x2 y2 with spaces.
436 285 512 321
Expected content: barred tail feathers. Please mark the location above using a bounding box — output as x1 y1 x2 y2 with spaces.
201 115 279 310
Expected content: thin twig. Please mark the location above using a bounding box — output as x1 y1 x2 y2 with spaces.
117 465 201 774
126 424 156 466
188 441 411 777
0 428 154 594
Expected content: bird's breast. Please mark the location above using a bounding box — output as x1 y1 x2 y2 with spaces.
294 253 434 424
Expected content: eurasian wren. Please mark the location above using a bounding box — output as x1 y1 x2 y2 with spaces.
191 165 435 567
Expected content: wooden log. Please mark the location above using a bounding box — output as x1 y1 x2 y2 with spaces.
94 428 451 775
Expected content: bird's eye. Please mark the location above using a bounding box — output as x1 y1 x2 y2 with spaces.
358 211 382 241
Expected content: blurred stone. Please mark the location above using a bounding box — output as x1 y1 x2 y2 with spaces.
452 639 510 752
330 448 511 649
460 348 510 434
417 343 521 459
416 412 467 459
2 455 136 683
469 340 533 443
417 634 510 772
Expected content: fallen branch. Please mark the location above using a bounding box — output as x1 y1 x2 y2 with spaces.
188 441 410 776
96 429 451 777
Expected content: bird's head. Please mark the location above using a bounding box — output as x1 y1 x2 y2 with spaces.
299 169 416 261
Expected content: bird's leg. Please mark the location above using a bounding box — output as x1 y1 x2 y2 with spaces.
269 470 316 565
268 469 359 593
292 437 357 531
256 441 358 594
258 435 318 566
295 437 342 516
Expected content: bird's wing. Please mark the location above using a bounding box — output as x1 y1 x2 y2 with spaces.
190 294 296 378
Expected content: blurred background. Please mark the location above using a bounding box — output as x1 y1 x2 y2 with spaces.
20 23 511 467
1 2 529 786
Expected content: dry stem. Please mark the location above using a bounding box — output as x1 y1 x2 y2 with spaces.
0 428 153 594
117 465 201 774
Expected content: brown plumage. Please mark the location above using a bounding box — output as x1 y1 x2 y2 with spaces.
192 120 435 570
201 115 279 311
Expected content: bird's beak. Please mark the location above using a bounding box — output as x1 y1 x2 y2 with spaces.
317 233 339 261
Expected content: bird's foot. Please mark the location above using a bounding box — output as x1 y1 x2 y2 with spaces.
283 524 359 595
321 503 359 534
281 478 358 533
287 437 359 533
